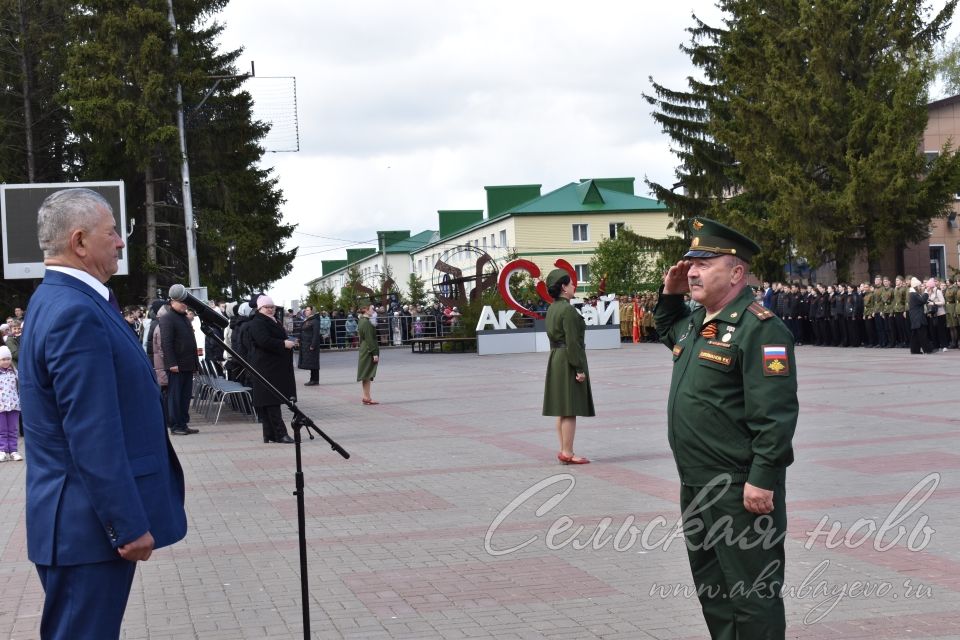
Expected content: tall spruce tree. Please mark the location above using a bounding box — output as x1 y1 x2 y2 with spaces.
647 0 960 281
47 0 294 302
169 0 295 301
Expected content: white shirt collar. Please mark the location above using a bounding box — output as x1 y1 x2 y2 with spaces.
45 265 110 301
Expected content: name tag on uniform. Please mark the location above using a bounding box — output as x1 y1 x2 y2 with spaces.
698 350 732 366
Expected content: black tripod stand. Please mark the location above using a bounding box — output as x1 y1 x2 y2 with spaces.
200 324 349 639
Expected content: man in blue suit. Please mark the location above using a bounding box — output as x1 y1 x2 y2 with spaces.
19 188 187 639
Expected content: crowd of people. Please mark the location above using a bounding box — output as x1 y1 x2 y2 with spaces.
754 276 958 353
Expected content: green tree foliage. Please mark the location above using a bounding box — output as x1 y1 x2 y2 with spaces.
338 266 365 310
647 0 960 281
935 35 960 96
588 229 681 295
1 0 294 304
405 272 428 307
0 0 72 183
0 0 73 306
304 283 336 313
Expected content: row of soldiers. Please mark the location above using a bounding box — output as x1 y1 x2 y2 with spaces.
618 293 660 342
762 275 958 349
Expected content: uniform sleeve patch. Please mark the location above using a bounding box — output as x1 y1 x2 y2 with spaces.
672 344 683 357
762 344 790 376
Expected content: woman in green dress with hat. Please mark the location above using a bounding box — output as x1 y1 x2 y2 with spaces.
357 303 380 404
543 269 595 464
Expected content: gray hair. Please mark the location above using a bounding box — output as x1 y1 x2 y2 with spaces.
37 188 113 259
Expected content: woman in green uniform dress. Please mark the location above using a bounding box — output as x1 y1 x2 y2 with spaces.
357 303 380 404
542 269 595 464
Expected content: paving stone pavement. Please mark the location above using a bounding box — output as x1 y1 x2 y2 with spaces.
1 343 960 639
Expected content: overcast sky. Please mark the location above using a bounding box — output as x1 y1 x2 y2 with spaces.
212 0 955 306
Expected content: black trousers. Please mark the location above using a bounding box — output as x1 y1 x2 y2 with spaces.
259 404 290 441
910 327 930 354
166 371 193 431
886 314 898 346
864 316 877 346
873 315 886 346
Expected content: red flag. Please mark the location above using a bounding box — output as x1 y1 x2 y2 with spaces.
632 299 641 343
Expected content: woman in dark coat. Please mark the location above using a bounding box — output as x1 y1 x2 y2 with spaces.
907 277 930 355
356 303 380 404
542 269 594 465
298 308 321 386
247 295 297 443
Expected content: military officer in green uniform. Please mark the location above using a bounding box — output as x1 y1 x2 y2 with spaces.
654 218 798 640
892 275 909 347
862 282 877 347
542 268 594 464
944 278 958 348
356 303 380 405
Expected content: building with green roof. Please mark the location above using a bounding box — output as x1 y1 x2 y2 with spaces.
306 177 674 300
411 177 673 294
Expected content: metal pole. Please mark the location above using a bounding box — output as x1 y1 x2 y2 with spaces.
167 0 200 289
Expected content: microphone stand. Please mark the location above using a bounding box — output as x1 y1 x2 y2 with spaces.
199 322 348 640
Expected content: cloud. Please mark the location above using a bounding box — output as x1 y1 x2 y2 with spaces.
211 0 727 303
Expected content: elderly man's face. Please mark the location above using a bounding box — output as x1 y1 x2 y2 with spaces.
687 256 740 308
81 206 124 283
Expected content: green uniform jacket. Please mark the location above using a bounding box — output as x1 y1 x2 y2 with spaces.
892 285 908 313
876 286 891 314
862 290 875 317
655 285 798 490
542 298 595 417
356 316 379 381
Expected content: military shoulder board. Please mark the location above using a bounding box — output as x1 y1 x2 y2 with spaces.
747 302 774 321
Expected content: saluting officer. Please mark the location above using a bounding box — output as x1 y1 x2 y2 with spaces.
655 218 798 640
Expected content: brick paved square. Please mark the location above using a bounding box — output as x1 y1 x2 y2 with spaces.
1 345 960 638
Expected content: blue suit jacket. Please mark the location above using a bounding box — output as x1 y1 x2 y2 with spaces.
19 270 187 566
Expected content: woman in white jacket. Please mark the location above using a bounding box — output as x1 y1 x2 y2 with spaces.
926 278 949 351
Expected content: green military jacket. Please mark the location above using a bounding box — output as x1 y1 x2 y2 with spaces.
542 298 595 417
356 315 379 381
862 290 875 317
892 285 908 313
875 286 890 314
655 285 798 490
945 284 958 316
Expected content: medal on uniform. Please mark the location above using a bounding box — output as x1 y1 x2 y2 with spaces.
721 333 732 342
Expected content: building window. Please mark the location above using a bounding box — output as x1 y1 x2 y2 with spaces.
499 230 507 248
491 233 496 248
482 236 487 250
930 245 945 278
609 222 625 239
417 259 422 273
575 264 590 283
572 224 589 242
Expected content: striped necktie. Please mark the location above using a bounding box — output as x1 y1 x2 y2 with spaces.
700 321 717 339
107 289 122 315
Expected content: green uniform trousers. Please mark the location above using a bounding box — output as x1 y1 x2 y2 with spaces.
680 477 787 640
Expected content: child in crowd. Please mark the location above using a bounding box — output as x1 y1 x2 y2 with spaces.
0 345 21 462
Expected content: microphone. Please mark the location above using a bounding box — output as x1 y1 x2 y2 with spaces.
168 284 229 329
